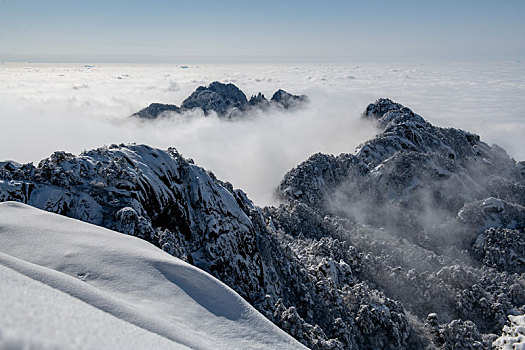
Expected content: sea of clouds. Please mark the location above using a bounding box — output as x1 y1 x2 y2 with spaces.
0 61 523 206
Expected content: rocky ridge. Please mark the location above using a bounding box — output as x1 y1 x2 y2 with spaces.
276 98 525 348
0 144 407 349
132 81 308 119
1 98 524 349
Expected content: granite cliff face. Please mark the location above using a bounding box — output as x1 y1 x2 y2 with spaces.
132 81 308 119
2 99 524 349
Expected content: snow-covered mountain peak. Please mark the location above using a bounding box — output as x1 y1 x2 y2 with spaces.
2 99 524 349
279 99 523 218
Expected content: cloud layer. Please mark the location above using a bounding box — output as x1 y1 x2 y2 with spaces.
0 61 523 205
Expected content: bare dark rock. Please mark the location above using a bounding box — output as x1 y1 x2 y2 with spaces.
131 81 308 119
132 103 181 119
271 89 309 109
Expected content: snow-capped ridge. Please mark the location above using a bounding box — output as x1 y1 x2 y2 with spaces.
278 99 523 231
273 98 525 348
2 98 525 349
0 142 418 349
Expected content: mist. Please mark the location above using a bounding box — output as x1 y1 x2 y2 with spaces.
0 61 524 206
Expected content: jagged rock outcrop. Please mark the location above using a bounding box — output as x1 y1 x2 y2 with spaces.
132 81 308 119
274 98 525 348
132 103 181 119
271 89 309 109
2 98 524 349
278 98 523 242
0 145 267 301
0 143 409 349
180 81 248 115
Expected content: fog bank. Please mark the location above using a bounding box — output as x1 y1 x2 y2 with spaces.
0 61 523 205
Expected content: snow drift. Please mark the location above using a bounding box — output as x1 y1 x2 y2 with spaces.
0 201 304 350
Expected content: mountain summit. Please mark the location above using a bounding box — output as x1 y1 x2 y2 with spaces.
132 81 308 119
1 99 524 349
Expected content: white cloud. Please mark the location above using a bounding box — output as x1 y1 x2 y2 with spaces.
0 61 523 206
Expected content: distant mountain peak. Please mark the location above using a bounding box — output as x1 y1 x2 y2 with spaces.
131 81 308 119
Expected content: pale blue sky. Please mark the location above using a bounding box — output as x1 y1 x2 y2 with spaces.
1 0 524 62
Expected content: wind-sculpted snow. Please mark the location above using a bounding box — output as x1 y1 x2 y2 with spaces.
1 99 524 349
0 202 304 350
132 81 308 119
493 315 525 349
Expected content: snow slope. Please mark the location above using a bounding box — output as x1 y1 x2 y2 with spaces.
0 201 304 350
494 315 525 350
